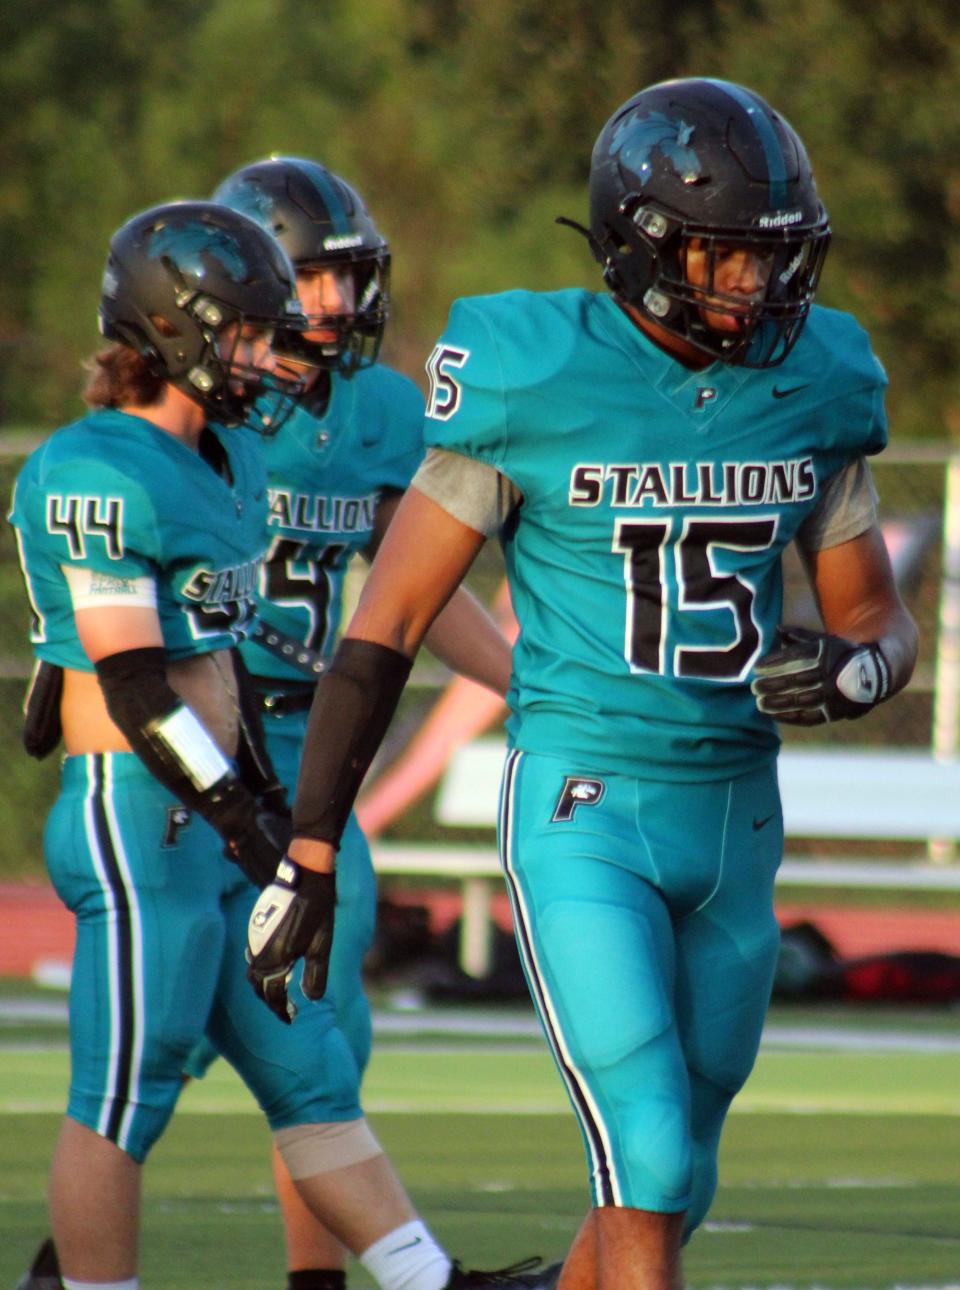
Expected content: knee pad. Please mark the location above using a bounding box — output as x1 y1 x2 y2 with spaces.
565 1032 693 1210
615 1091 692 1208
683 1139 719 1242
532 899 691 1210
274 1117 383 1180
682 1068 736 1240
535 899 673 1071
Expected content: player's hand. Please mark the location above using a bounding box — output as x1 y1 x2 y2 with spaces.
246 857 336 1023
224 803 292 889
752 626 890 725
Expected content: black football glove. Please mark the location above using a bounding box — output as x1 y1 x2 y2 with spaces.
223 799 292 889
246 857 336 1023
752 626 891 726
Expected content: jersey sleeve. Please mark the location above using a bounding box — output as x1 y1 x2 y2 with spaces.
808 308 889 459
369 369 427 493
848 351 888 459
422 298 509 470
24 455 163 579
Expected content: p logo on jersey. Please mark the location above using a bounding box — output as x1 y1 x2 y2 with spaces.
552 776 606 822
693 386 718 411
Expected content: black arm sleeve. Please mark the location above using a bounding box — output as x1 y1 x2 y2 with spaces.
94 646 261 842
292 638 413 849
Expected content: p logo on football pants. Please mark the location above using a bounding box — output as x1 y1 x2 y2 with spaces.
162 806 191 848
552 776 606 822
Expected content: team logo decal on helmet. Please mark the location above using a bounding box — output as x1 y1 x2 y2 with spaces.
146 222 250 282
99 200 307 433
213 156 391 376
560 77 831 368
609 112 703 187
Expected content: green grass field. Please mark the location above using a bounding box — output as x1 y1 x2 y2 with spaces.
2 994 959 1289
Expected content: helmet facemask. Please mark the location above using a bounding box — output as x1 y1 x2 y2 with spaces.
583 78 832 369
613 199 831 367
273 250 391 375
142 278 306 436
207 311 307 436
212 157 392 378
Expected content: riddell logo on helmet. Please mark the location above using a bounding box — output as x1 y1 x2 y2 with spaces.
758 209 804 229
323 233 364 250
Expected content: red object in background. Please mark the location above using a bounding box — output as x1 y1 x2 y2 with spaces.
0 884 75 977
775 903 960 958
839 953 960 1003
2 881 959 981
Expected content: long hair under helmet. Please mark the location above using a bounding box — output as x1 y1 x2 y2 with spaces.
98 200 307 432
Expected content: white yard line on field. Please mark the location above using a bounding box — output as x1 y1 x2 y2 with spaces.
4 996 960 1053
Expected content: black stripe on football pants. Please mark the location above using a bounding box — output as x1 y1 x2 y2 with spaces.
498 748 615 1206
90 753 136 1145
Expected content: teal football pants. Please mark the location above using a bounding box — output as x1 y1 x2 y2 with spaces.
498 749 782 1233
184 705 376 1084
47 753 362 1162
262 706 377 1075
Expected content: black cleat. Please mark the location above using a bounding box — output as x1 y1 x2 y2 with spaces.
445 1257 560 1288
532 1263 562 1290
15 1239 63 1290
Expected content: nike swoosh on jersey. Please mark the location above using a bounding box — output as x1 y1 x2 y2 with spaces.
752 812 776 831
771 384 811 399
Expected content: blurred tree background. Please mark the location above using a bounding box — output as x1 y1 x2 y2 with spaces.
1 0 958 437
0 0 958 875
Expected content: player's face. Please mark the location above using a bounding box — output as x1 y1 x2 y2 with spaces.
684 238 775 332
217 321 277 394
296 266 356 343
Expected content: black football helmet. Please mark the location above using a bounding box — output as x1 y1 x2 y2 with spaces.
99 201 307 432
581 78 831 367
212 156 390 374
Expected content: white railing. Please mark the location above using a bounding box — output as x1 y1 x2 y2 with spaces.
373 742 960 976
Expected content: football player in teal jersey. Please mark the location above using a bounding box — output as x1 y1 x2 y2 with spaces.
190 158 546 1290
245 80 919 1290
11 201 538 1290
10 199 317 1290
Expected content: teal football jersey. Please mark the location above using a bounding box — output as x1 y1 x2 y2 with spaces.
424 290 888 780
10 410 268 670
241 363 424 682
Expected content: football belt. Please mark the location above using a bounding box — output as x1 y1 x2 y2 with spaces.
250 620 328 678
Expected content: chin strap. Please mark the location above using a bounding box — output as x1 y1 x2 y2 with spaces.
555 215 606 261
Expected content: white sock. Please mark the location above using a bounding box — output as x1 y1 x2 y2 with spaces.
62 1280 139 1290
360 1219 452 1290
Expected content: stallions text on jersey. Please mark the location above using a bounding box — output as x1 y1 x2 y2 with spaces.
241 364 424 683
424 289 887 780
